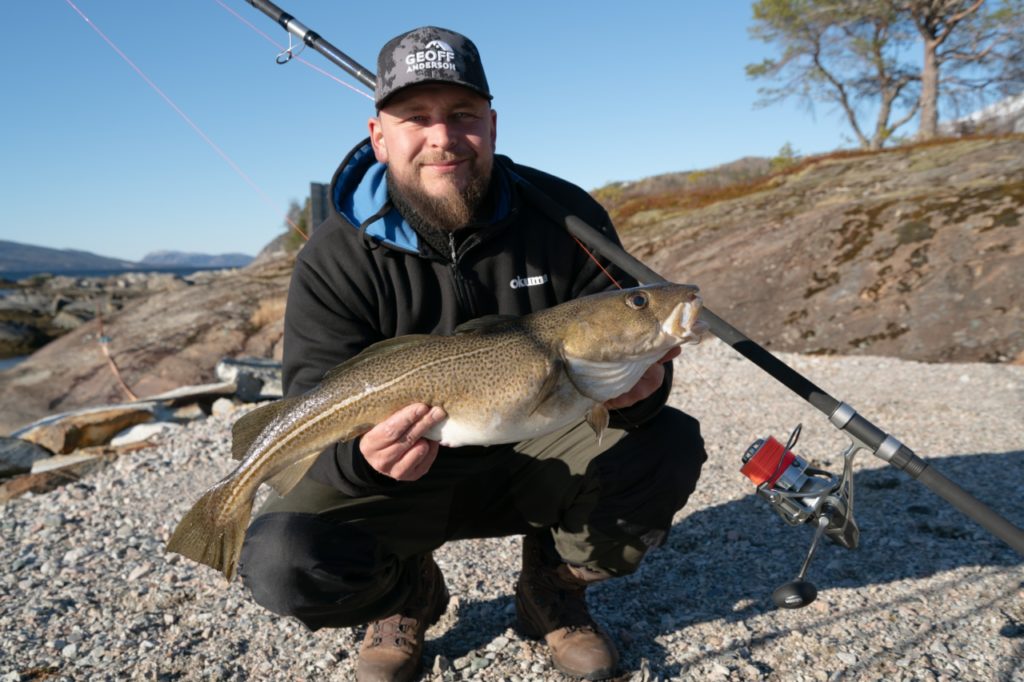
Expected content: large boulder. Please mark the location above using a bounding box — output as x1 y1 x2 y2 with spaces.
620 136 1024 363
0 436 53 477
17 405 156 454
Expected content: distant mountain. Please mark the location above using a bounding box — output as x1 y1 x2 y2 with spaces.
0 240 135 274
138 251 253 268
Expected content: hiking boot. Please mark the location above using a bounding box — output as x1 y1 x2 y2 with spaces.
515 533 619 680
356 554 449 682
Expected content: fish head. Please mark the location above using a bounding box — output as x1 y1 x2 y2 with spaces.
559 283 707 363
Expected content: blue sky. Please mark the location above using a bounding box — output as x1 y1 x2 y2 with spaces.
3 1 863 262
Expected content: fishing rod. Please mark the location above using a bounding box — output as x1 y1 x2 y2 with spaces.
242 0 1024 604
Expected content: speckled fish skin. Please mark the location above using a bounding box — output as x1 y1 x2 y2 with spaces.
166 283 705 580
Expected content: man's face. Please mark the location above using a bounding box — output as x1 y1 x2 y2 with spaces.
369 83 497 230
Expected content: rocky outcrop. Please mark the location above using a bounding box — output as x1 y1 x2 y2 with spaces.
0 256 292 435
619 136 1024 364
0 271 194 357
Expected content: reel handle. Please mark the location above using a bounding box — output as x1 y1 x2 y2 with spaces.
773 514 830 609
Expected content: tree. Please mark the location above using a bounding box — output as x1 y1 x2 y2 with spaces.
748 0 1024 145
747 0 921 149
899 0 1024 138
282 198 310 253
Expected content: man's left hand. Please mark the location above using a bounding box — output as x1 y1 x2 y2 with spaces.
603 347 680 410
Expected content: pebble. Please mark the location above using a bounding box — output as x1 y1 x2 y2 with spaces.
0 343 1020 681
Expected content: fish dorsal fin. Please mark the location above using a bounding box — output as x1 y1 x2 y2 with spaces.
454 314 518 334
231 396 304 461
322 334 435 382
527 357 566 415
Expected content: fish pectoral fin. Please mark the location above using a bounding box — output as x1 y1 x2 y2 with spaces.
265 452 322 497
586 403 610 445
527 357 566 415
231 396 304 461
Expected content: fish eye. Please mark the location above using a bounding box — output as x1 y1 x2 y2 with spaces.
625 292 649 310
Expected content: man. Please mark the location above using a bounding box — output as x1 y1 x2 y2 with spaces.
238 26 707 682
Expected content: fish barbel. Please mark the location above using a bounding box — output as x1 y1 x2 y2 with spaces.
166 283 706 580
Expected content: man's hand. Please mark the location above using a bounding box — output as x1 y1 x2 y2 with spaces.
603 347 680 410
360 403 447 481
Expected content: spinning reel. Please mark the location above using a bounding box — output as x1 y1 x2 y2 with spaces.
740 424 861 608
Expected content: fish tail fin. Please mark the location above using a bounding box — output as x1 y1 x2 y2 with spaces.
166 481 252 582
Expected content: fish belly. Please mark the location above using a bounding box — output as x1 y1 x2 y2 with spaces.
426 411 584 447
426 388 594 448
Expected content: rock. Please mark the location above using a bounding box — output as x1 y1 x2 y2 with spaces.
216 357 283 398
234 372 265 403
50 310 90 331
170 403 207 422
127 563 152 581
432 655 452 674
62 547 91 566
0 320 47 356
0 436 53 477
211 398 237 417
0 469 81 501
109 422 180 448
17 406 155 454
30 451 101 475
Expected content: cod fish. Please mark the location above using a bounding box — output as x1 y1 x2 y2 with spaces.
167 283 706 580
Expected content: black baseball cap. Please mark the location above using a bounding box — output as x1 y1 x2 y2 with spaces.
375 26 492 109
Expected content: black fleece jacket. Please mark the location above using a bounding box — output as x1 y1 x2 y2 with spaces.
283 138 673 495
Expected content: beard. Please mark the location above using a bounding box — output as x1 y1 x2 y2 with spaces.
386 156 492 233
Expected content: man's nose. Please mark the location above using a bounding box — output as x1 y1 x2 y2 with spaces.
425 121 457 148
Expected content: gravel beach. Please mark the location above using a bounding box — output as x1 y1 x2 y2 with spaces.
2 338 1022 681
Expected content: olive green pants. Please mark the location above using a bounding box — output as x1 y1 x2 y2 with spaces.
238 407 705 630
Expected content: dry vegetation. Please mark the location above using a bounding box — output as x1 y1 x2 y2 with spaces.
593 134 1021 233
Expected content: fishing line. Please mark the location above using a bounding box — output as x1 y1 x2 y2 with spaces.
63 0 310 397
571 236 623 290
212 0 375 101
63 0 308 242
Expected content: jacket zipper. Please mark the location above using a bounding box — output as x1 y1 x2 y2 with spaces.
448 232 479 319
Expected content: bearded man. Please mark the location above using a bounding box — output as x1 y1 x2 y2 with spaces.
237 26 707 682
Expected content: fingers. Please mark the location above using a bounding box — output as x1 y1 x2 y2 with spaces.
360 403 447 481
660 346 682 363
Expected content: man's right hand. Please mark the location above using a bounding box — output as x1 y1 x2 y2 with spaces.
359 403 447 481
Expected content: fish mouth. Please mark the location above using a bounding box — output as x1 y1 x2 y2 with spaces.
662 293 708 345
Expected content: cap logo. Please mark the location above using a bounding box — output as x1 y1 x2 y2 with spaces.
404 40 457 72
426 40 454 52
